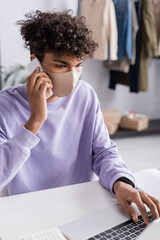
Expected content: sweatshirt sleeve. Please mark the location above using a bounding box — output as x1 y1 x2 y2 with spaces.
0 125 40 191
92 95 135 193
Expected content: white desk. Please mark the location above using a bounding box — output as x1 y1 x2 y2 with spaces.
0 181 117 240
1 169 160 240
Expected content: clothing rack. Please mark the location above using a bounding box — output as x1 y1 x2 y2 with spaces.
79 0 160 138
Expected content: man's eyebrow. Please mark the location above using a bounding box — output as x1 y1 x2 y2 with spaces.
52 59 70 65
52 59 84 66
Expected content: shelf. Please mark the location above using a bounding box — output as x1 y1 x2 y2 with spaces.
111 119 160 139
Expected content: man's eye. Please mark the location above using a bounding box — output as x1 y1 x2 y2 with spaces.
76 64 83 68
55 65 66 68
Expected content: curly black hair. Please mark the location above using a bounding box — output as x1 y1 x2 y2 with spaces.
17 9 98 62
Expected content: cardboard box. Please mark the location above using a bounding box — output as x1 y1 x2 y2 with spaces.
120 116 149 131
105 122 118 135
102 110 121 135
102 110 121 124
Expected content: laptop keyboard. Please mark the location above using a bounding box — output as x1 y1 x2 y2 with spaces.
87 211 153 240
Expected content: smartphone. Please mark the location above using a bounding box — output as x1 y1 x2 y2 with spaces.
27 58 53 99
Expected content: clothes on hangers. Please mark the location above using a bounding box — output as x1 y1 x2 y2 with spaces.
112 0 133 60
109 0 158 93
80 0 118 60
109 0 142 93
151 0 160 56
130 0 139 65
79 0 159 93
138 0 158 91
103 0 139 73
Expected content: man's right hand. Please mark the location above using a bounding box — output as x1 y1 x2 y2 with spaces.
24 67 53 135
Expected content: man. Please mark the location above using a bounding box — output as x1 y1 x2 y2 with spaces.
0 10 160 226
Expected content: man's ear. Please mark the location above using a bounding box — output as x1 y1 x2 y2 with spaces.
30 54 36 61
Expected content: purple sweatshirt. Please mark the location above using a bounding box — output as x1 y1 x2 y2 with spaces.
0 80 135 195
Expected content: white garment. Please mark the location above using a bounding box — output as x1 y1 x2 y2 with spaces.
80 0 118 60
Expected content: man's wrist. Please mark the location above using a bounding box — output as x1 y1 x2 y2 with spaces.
23 117 44 135
113 177 135 194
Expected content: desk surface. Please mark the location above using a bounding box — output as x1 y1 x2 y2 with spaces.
1 169 160 240
0 181 116 240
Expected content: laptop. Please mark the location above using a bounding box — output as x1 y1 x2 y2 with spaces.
60 203 159 240
18 169 160 240
18 203 160 240
60 169 160 240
